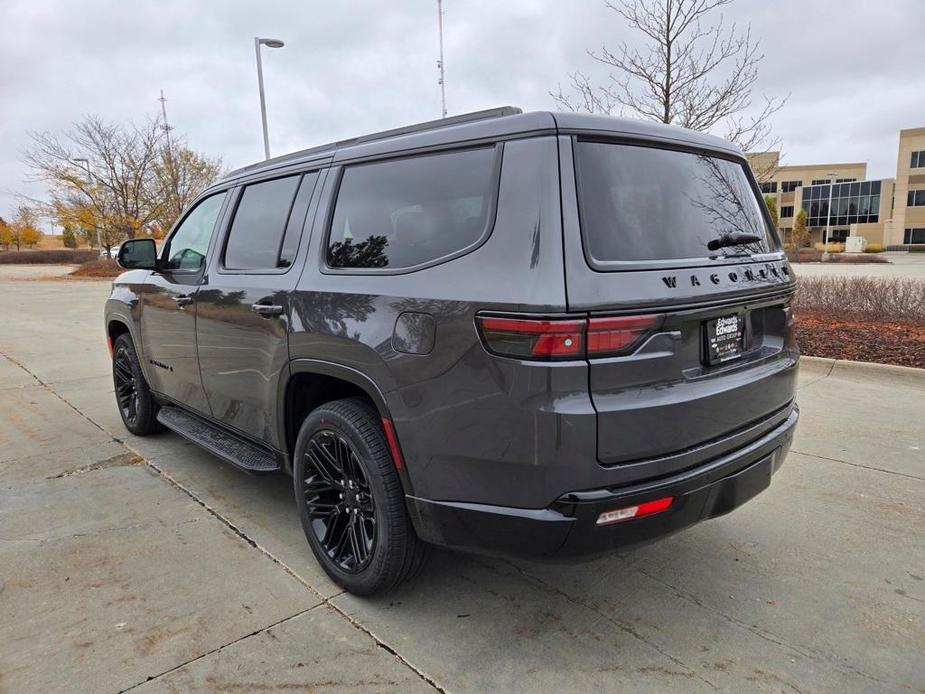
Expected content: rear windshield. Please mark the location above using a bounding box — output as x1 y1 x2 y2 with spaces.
574 141 775 265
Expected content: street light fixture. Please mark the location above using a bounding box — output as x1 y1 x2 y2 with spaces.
72 157 102 252
254 37 285 160
822 171 837 261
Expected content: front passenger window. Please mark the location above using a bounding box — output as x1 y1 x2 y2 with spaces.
165 192 227 271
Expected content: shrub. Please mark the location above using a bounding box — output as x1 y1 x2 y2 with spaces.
62 227 78 249
786 249 888 264
0 249 97 264
863 243 884 253
793 276 925 324
813 242 845 253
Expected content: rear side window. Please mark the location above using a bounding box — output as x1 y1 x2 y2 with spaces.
327 147 497 270
574 141 774 267
224 175 301 269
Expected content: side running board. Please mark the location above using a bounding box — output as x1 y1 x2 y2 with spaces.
156 405 281 474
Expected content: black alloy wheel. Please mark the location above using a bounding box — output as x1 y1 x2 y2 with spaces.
293 397 430 595
303 430 377 573
114 344 140 426
110 333 162 436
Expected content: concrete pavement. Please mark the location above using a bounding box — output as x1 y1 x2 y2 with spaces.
1 272 923 693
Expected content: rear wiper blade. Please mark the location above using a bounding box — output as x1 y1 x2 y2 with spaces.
707 231 763 252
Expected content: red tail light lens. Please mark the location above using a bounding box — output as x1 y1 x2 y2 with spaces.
477 317 585 360
596 496 674 526
476 314 661 360
587 315 660 357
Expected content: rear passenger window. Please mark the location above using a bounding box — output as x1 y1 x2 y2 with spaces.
327 147 497 270
224 175 301 269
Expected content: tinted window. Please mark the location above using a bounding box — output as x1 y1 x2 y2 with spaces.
575 142 773 264
327 147 496 269
224 175 301 269
165 192 227 271
279 172 319 267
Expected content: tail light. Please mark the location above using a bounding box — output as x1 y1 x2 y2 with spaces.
587 315 661 356
476 314 661 361
476 317 585 359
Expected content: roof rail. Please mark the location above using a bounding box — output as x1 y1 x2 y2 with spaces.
226 106 523 177
349 106 523 146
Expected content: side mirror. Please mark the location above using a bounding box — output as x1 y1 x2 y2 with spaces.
117 238 158 270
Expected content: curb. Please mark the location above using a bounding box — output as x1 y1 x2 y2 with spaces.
800 355 925 383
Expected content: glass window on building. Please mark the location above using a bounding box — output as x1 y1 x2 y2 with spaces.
811 179 829 185
835 178 856 183
800 181 882 226
759 181 778 194
910 151 925 168
781 180 802 192
904 228 925 244
907 190 925 207
780 206 794 218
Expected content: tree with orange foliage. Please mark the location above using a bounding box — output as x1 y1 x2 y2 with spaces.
6 206 42 250
0 217 11 250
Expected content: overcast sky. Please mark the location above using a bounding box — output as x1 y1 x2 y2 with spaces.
2 0 923 226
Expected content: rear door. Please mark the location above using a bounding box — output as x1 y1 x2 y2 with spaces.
196 169 323 447
559 137 798 466
139 190 229 414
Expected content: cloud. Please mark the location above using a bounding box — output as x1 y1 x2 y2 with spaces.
1 0 923 223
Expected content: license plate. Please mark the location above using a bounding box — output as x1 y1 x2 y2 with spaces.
705 313 745 365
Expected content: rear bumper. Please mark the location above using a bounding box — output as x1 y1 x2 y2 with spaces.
406 405 798 558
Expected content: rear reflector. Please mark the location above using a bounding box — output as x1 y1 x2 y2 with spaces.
476 314 661 360
381 417 405 471
596 496 673 526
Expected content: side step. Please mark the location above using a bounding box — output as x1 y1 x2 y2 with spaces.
156 405 281 474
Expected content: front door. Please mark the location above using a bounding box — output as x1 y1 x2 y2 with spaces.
139 191 228 414
196 171 322 447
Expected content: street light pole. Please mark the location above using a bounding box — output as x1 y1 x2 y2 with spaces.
72 157 102 252
436 0 447 118
254 37 285 160
822 171 837 261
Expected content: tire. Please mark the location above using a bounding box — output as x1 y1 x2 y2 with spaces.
112 333 162 436
293 397 430 595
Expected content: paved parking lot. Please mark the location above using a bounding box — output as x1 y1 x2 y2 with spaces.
1 269 923 693
791 251 925 278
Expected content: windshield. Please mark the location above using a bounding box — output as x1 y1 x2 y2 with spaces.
574 141 775 265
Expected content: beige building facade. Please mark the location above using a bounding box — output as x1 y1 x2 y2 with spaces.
748 127 925 247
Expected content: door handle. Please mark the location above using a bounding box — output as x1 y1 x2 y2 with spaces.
251 303 284 317
172 295 193 308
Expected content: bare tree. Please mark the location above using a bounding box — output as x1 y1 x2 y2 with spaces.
551 0 786 152
23 114 222 250
24 116 165 248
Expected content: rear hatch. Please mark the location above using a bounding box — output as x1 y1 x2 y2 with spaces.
563 138 798 466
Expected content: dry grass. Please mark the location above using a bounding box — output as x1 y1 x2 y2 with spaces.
0 249 97 264
69 258 123 278
793 276 925 324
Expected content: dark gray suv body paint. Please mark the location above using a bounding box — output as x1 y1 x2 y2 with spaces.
105 109 799 558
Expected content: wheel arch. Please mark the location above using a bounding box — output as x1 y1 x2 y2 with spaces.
281 359 413 493
106 317 132 350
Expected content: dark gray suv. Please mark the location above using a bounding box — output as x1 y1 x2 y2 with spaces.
105 107 799 595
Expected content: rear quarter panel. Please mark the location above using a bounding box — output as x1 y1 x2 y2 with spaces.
289 136 593 505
